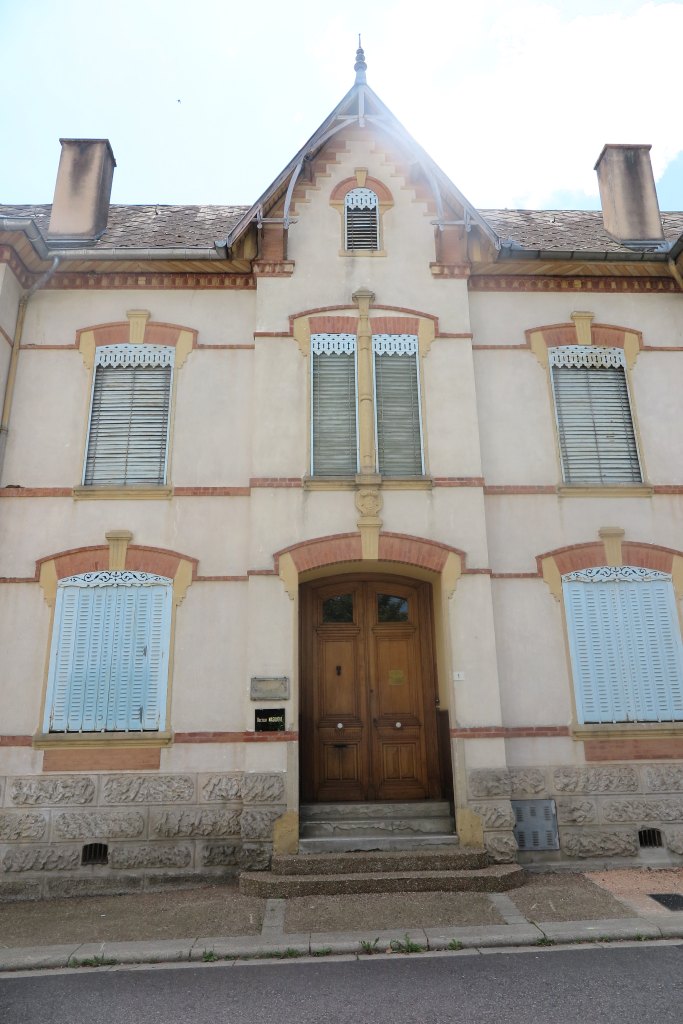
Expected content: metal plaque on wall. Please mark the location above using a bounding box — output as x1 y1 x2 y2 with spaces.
250 677 290 701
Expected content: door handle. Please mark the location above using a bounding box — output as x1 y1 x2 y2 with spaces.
333 743 350 749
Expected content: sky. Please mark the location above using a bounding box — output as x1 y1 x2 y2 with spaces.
1 0 682 211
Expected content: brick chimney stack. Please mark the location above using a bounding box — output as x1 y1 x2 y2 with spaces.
47 139 116 246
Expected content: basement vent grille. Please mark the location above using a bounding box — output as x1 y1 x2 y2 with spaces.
639 827 663 849
512 799 559 851
82 842 109 866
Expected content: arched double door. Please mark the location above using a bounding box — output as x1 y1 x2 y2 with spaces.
300 575 442 802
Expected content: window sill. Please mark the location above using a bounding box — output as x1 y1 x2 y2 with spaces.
572 723 683 741
338 249 387 258
73 485 173 501
33 731 174 749
303 476 433 491
557 484 653 498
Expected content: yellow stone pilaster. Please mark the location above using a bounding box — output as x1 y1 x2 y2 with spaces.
352 288 376 476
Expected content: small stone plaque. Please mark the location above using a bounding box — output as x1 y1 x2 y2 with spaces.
255 708 286 732
250 677 290 701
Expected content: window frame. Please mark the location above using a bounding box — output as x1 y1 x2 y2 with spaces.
42 570 173 735
82 343 175 489
308 331 427 481
561 565 683 726
344 187 380 252
548 345 643 487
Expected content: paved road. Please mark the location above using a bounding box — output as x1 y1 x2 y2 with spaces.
2 945 683 1024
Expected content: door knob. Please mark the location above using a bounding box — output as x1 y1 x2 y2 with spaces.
395 722 402 729
336 722 344 730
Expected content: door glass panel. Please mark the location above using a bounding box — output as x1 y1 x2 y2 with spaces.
377 594 409 622
322 594 354 623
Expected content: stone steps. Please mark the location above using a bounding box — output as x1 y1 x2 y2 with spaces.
239 863 525 897
298 800 457 853
271 846 489 875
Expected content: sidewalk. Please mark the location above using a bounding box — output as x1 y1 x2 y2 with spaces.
1 868 683 972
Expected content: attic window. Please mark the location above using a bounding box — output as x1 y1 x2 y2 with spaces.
345 188 379 251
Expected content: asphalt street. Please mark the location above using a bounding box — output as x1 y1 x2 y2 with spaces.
2 944 682 1024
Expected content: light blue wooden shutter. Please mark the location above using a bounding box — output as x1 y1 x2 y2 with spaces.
550 346 641 484
345 188 379 250
311 333 358 476
373 334 424 477
83 344 174 487
563 567 683 724
45 572 172 733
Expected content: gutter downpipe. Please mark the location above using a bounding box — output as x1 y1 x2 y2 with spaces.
0 256 61 480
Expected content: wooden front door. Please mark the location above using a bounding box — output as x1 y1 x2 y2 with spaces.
300 576 441 802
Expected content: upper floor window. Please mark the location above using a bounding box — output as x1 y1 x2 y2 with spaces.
373 334 423 477
310 332 423 478
549 346 641 485
83 344 174 487
562 566 683 724
345 188 379 251
44 571 172 733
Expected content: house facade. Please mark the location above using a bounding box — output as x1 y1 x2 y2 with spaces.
2 50 683 895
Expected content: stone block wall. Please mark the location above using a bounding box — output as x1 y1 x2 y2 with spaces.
0 771 285 899
468 762 683 862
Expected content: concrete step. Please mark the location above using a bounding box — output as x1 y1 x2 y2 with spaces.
300 801 452 822
271 846 488 876
300 816 455 838
298 834 460 854
239 863 525 898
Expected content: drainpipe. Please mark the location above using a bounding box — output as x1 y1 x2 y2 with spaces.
0 256 61 480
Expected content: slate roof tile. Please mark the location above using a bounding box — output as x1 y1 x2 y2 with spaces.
2 203 683 254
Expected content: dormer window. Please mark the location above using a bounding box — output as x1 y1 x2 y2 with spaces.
344 187 380 251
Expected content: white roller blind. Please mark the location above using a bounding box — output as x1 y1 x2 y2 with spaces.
373 335 423 477
550 347 641 484
84 346 173 486
311 334 358 476
45 572 172 733
563 567 683 724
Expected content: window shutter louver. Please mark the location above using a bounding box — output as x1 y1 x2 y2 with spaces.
550 351 641 484
344 188 379 251
311 334 358 476
563 569 683 724
373 336 423 477
45 573 171 733
84 359 172 487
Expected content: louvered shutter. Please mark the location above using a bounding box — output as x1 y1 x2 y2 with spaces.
550 348 641 484
345 188 379 250
311 334 358 476
84 345 173 486
45 573 171 733
373 335 424 477
563 568 683 724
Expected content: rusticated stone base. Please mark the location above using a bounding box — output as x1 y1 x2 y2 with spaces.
0 770 285 900
467 761 683 863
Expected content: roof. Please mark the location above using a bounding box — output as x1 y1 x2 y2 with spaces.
0 204 247 249
4 202 682 255
483 209 683 254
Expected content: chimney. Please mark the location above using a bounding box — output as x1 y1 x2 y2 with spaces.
595 144 663 246
47 139 116 245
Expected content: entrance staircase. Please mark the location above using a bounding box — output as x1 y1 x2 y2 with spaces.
239 801 524 897
299 800 458 853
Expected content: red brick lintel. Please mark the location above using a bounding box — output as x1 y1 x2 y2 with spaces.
450 726 570 738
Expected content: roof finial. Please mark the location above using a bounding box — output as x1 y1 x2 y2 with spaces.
354 34 367 84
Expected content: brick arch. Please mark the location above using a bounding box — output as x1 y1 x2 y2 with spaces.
76 321 198 350
275 532 465 575
525 321 643 351
330 176 394 205
537 540 682 577
36 544 198 582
